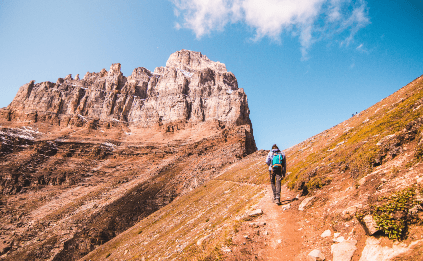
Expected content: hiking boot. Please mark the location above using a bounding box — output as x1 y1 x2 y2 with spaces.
275 198 281 205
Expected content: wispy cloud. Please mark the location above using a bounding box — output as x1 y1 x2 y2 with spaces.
171 0 370 59
356 42 370 54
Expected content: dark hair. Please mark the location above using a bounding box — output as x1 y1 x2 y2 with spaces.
272 144 278 150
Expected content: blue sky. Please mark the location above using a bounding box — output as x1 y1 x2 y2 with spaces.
0 0 422 150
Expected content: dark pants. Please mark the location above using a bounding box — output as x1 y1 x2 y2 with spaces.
270 167 283 200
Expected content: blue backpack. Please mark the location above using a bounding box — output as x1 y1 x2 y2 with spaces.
272 152 283 169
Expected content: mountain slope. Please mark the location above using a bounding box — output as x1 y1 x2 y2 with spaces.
82 151 269 260
1 51 422 260
0 50 256 261
82 75 423 260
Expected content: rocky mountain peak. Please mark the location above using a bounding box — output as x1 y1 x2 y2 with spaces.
108 63 122 77
5 50 253 140
165 49 227 73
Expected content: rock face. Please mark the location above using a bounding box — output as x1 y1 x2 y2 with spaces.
7 50 252 131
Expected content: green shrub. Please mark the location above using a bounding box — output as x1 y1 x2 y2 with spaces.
306 176 332 191
372 188 416 240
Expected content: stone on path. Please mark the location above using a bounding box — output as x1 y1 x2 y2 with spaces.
307 249 325 261
248 209 263 217
249 222 266 228
331 240 357 261
221 245 232 253
333 235 345 243
321 229 331 238
299 196 315 211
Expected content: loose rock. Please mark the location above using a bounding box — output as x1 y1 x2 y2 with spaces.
299 196 315 211
331 240 357 261
359 237 422 261
362 215 380 235
307 249 325 261
321 229 331 238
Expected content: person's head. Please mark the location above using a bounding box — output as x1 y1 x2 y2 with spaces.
272 144 279 150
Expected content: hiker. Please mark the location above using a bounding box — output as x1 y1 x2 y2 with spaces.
265 144 286 205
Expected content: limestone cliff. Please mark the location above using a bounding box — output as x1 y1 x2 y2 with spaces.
7 50 252 130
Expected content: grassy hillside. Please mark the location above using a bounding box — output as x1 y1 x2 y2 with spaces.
285 75 423 194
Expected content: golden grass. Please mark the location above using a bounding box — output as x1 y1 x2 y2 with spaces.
284 78 423 190
82 156 267 261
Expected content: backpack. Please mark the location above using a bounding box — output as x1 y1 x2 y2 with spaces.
272 152 284 169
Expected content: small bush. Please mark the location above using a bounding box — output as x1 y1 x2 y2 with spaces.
372 187 417 240
414 142 423 161
306 176 332 191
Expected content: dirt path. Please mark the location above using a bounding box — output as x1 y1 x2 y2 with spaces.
225 184 308 260
256 185 307 260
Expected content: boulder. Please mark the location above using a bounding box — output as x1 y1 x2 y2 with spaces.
331 240 357 261
333 235 345 243
359 237 422 261
362 215 379 235
307 249 325 261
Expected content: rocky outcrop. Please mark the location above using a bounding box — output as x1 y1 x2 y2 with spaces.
6 50 253 131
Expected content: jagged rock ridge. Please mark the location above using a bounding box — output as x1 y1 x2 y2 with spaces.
7 50 251 129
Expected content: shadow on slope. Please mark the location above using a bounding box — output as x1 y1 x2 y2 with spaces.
82 151 269 260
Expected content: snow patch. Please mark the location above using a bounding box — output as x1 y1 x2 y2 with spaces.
177 68 193 78
0 127 44 141
102 142 116 147
77 114 88 121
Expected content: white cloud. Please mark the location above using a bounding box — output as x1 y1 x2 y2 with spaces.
172 0 237 37
339 1 369 46
356 43 369 53
242 0 324 40
174 8 180 17
171 0 370 58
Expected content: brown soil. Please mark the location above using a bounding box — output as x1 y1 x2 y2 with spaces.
224 185 306 260
258 187 305 260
